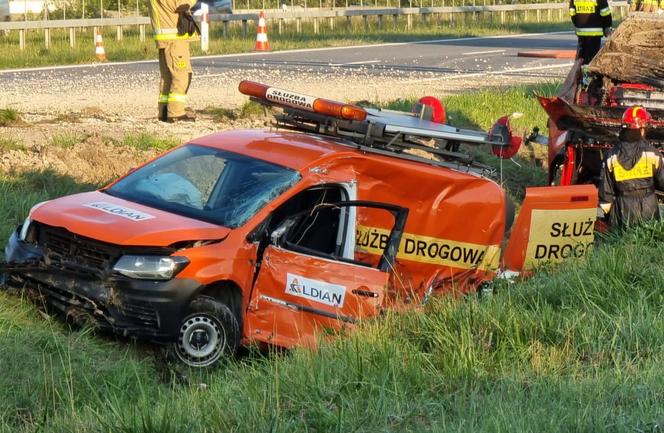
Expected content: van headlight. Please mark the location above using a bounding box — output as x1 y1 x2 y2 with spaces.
113 256 189 280
18 217 32 241
19 200 50 242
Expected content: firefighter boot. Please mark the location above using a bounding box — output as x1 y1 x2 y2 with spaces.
159 104 168 122
167 112 197 123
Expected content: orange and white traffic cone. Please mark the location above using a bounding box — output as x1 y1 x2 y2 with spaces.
255 11 269 51
95 32 107 62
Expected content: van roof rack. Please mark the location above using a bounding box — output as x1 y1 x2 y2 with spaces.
238 80 519 177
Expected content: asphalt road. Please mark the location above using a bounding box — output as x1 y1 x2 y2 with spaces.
0 31 578 115
1 31 577 81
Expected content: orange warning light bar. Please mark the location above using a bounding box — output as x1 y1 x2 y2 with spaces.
238 80 367 121
238 80 269 99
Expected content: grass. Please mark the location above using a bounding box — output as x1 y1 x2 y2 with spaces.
49 132 82 149
380 83 559 199
0 17 573 69
1 211 663 431
202 106 239 122
1 84 663 432
116 133 181 151
0 170 95 245
0 136 26 152
0 108 22 126
203 100 266 122
50 131 182 151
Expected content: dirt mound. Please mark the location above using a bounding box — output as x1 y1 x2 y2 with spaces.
0 135 159 185
589 16 664 86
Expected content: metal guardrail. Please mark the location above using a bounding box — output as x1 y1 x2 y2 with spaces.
0 1 629 50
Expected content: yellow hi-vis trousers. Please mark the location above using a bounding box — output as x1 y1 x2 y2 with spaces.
158 40 192 119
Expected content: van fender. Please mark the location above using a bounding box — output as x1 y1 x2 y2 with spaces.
502 185 598 274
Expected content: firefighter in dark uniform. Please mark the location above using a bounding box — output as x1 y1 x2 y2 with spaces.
600 106 664 228
569 0 612 64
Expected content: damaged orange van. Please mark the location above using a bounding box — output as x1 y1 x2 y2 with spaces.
1 82 598 367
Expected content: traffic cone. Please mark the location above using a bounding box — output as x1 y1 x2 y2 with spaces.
95 32 107 62
255 11 269 51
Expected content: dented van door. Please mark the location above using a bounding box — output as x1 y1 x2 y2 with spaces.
502 184 599 273
246 201 407 349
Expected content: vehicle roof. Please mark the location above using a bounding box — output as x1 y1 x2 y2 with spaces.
191 129 362 171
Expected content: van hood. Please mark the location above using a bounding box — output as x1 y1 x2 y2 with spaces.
30 191 231 247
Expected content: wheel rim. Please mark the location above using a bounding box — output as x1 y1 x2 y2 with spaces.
174 314 226 367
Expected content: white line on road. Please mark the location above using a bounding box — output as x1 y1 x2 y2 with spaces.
0 31 574 75
400 62 573 84
329 59 382 66
462 49 506 55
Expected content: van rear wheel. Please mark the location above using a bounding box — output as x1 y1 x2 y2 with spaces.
173 296 240 368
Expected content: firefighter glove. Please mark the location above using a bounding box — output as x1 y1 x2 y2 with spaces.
603 27 613 37
176 4 201 36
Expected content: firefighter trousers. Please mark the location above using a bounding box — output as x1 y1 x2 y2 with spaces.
577 36 602 65
609 192 660 228
158 40 193 120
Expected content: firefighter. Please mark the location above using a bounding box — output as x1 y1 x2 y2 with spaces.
148 0 200 123
599 106 664 229
569 0 612 65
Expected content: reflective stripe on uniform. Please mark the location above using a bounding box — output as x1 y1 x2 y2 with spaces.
599 6 611 15
610 153 657 182
159 94 169 103
573 0 597 13
154 28 195 41
569 7 577 15
644 151 661 169
168 93 187 103
155 33 196 41
576 27 604 36
607 155 617 172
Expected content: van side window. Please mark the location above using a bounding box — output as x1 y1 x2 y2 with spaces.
266 189 404 270
268 186 347 257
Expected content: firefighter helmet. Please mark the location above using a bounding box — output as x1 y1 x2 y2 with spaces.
622 106 652 129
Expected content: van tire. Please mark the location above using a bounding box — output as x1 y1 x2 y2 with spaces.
172 296 240 368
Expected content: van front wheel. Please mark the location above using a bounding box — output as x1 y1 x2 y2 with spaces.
173 296 240 368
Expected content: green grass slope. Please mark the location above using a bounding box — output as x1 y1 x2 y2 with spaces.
1 223 663 432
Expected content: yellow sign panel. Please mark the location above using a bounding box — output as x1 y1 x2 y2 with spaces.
613 156 654 182
523 208 596 270
356 225 501 272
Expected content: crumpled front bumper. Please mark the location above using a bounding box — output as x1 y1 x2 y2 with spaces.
4 227 42 263
2 229 202 341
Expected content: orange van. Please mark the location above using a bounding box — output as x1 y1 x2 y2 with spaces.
1 82 599 367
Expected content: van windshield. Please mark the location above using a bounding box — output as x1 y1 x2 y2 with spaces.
105 144 301 228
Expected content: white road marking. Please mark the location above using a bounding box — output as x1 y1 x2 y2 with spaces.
400 62 574 84
462 49 506 55
195 73 228 78
0 30 574 75
329 59 382 66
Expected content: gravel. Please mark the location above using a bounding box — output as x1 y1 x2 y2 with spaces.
0 60 566 182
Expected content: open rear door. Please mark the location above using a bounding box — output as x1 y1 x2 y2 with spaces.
503 185 598 274
246 201 407 349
